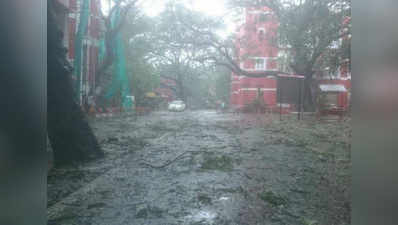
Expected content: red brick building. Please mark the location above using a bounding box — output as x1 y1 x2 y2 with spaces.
230 7 280 110
54 0 103 105
230 7 351 111
154 78 177 102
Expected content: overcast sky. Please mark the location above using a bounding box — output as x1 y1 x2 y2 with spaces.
100 0 237 37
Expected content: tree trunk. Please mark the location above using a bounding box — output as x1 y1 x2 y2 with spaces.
176 73 185 101
48 0 104 165
303 75 316 112
291 63 316 112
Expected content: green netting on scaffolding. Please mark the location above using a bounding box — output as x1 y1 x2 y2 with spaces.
73 0 91 99
100 1 132 110
98 39 106 64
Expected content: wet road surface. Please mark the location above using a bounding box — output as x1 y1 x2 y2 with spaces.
48 110 350 225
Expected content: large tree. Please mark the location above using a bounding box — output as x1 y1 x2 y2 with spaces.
124 15 160 106
168 0 350 109
97 0 139 78
146 2 215 103
229 0 351 109
95 0 141 102
48 0 103 165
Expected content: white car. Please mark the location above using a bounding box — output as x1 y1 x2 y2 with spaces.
168 100 186 112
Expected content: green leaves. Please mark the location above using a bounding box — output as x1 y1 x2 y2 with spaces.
259 190 288 207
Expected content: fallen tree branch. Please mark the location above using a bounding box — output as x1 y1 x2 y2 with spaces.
140 150 210 169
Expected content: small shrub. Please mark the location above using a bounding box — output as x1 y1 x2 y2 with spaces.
259 190 287 207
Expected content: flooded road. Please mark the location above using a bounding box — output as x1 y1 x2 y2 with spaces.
48 110 351 225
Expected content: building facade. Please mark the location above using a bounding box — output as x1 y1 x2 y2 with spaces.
230 6 280 110
230 7 351 111
54 0 103 106
155 78 177 102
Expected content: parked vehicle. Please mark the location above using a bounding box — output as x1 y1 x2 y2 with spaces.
168 100 186 112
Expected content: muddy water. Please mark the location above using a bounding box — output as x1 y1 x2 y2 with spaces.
48 111 350 225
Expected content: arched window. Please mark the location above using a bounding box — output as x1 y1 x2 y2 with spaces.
258 28 266 41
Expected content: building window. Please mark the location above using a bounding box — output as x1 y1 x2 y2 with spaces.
258 28 265 41
258 31 264 41
259 14 267 22
255 58 266 70
269 36 278 46
268 58 277 70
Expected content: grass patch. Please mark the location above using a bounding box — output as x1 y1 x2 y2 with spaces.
259 190 287 207
300 217 318 225
197 193 212 205
201 154 234 172
300 218 318 225
218 187 243 193
148 122 179 132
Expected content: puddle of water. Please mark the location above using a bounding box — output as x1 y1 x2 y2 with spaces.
185 209 217 224
219 196 230 201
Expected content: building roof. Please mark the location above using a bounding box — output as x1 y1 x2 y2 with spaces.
319 84 347 92
277 74 305 79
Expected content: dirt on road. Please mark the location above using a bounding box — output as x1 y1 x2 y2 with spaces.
48 110 351 225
